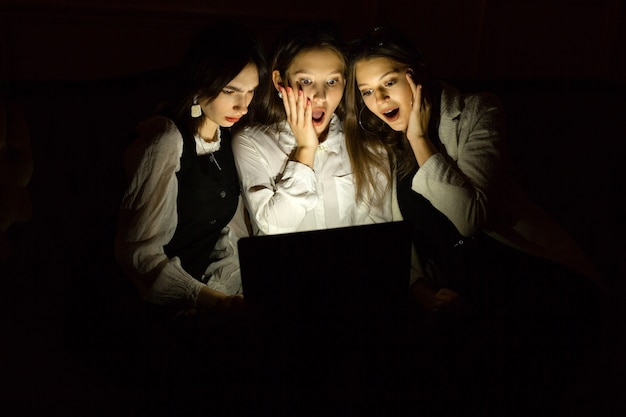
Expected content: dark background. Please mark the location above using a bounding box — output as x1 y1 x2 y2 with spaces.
1 0 625 416
1 0 625 82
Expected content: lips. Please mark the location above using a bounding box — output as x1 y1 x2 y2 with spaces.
225 116 241 123
312 109 325 126
382 108 400 122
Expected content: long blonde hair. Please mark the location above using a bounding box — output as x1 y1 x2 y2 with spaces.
345 26 438 205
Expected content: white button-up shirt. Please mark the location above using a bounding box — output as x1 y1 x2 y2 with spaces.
232 115 392 235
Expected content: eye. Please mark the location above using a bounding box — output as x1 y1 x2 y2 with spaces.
360 89 373 98
222 89 235 95
326 77 342 87
384 79 396 88
298 79 312 86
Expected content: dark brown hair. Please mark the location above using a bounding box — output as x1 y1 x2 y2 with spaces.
172 21 268 136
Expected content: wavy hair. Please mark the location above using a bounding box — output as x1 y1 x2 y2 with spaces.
344 26 440 204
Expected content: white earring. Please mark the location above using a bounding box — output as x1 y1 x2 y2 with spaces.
191 96 202 118
277 91 283 99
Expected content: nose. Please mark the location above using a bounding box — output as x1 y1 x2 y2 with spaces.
234 93 250 114
310 84 326 103
375 89 389 105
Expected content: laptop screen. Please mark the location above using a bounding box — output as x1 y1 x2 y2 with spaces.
237 221 412 316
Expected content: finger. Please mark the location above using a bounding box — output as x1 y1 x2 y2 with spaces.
405 72 419 106
304 97 312 127
405 70 418 91
299 91 314 130
296 88 306 125
415 84 422 106
288 87 301 124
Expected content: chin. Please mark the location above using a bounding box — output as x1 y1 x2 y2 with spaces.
315 123 331 138
388 121 406 132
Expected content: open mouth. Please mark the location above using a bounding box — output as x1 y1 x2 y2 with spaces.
312 110 325 126
382 108 399 121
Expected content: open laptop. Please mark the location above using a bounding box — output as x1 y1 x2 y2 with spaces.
237 221 412 317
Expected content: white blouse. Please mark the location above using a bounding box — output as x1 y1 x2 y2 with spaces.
114 116 247 308
232 114 393 235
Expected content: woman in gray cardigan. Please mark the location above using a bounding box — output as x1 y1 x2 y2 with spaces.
343 25 605 417
344 26 603 313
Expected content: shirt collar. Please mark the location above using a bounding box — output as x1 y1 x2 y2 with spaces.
439 82 463 120
194 127 222 155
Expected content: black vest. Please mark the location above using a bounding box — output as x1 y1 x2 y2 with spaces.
164 127 240 280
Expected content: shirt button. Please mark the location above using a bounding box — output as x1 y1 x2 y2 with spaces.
220 190 226 198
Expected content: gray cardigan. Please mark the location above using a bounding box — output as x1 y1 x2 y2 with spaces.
409 83 598 281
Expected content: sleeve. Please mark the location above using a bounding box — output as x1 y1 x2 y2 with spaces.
232 129 319 234
114 117 204 308
412 93 505 237
202 195 250 295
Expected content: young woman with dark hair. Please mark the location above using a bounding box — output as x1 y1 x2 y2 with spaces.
115 22 268 312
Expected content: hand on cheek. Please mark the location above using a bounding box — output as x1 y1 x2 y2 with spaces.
281 86 319 151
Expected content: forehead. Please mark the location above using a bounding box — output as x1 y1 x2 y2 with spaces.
288 48 345 75
356 56 403 80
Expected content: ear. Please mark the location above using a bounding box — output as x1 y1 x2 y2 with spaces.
272 70 284 92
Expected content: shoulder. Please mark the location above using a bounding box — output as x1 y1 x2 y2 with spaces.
440 82 503 120
124 116 183 171
134 115 183 153
137 115 181 142
233 123 282 145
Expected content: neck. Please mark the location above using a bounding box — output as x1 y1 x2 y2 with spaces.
197 118 219 142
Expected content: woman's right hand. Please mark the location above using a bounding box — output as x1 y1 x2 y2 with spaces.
196 286 246 313
279 86 318 167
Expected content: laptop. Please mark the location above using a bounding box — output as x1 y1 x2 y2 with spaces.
237 221 412 317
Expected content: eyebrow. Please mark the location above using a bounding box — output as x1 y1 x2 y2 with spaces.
291 69 344 77
357 68 400 88
223 84 258 92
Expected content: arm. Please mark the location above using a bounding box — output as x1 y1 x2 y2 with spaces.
202 195 250 295
412 92 504 237
115 117 234 309
232 128 319 234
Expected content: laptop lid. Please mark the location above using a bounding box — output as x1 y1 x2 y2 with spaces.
237 221 411 315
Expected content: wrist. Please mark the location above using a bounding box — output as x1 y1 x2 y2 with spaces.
406 133 429 143
293 146 316 168
196 285 229 310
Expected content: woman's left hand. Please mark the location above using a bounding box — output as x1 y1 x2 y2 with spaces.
405 71 431 142
405 71 437 166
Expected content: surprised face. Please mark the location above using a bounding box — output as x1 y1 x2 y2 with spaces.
281 48 346 138
356 57 413 132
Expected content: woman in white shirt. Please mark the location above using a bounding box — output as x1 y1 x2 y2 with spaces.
115 22 267 312
232 22 393 236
